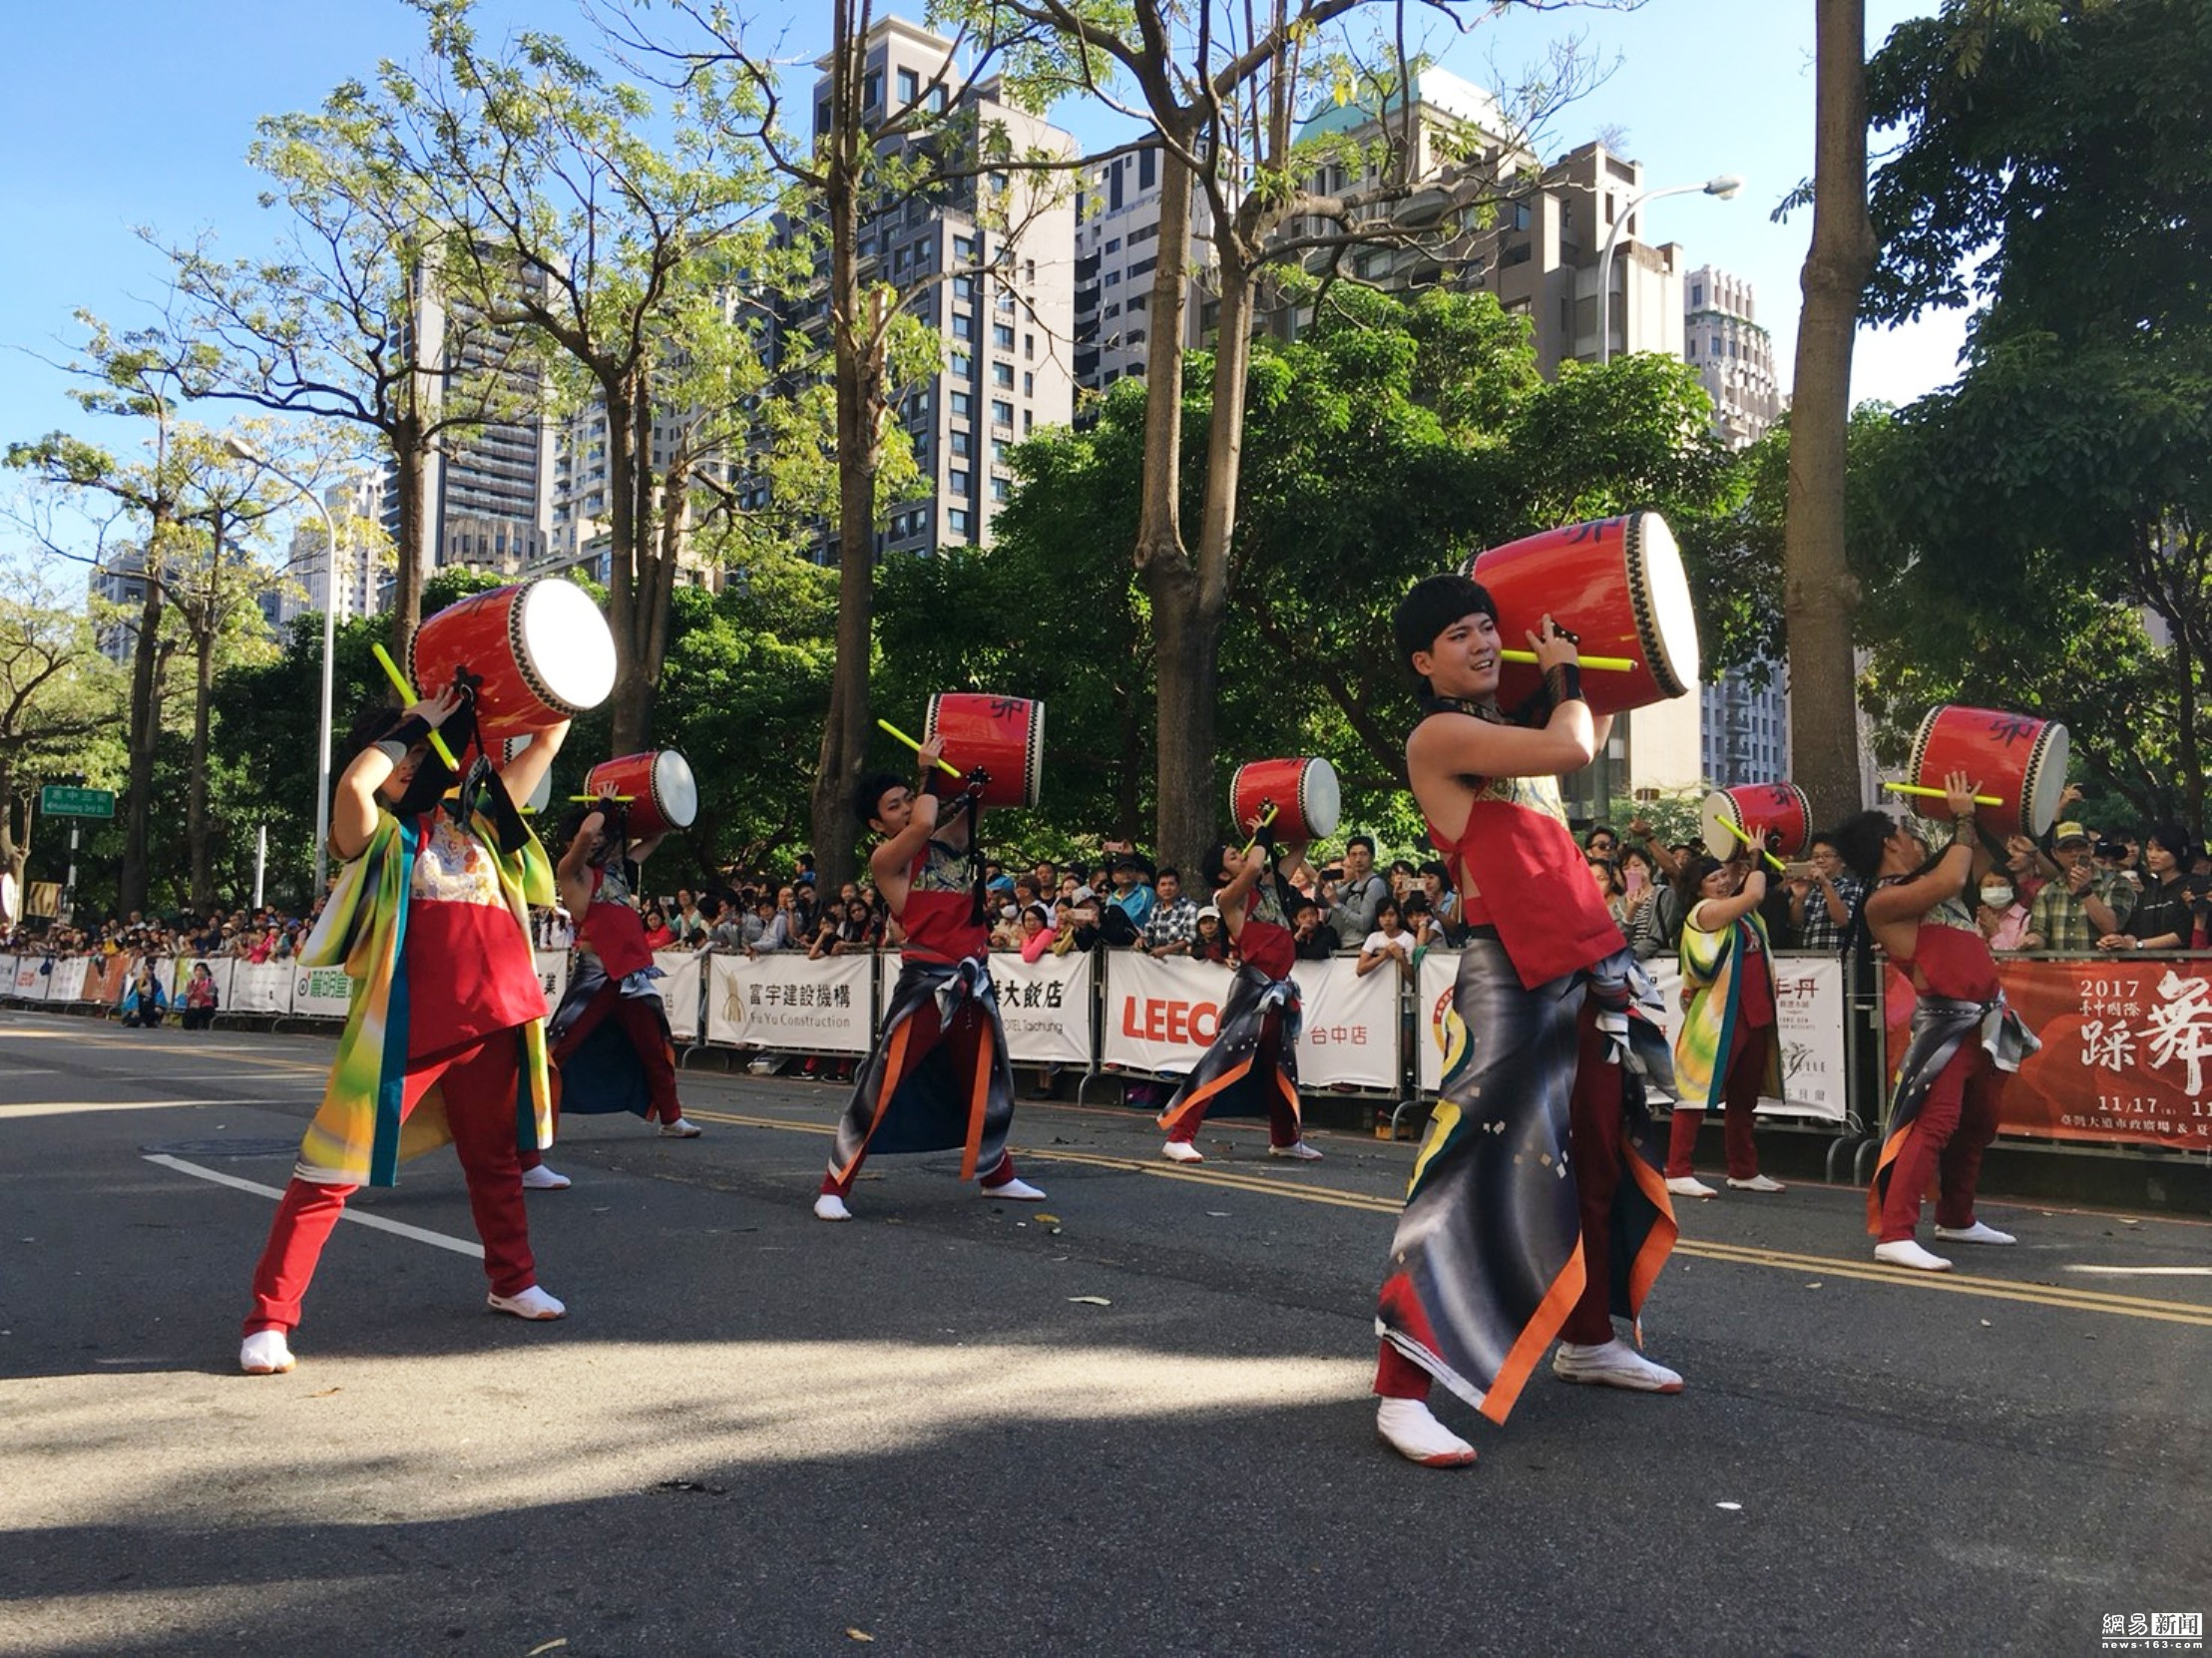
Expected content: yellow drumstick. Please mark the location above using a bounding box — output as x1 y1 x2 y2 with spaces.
877 717 964 777
1717 815 1788 874
1884 783 2004 807
569 794 637 804
1239 801 1279 858
1498 648 1638 671
370 643 460 771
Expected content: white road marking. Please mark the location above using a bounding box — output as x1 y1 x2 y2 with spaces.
2061 1265 2212 1278
142 1154 485 1259
0 1099 245 1119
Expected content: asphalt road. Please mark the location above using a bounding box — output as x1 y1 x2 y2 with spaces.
1 1010 2207 1658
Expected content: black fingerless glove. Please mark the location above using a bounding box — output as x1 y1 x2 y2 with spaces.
1544 662 1584 706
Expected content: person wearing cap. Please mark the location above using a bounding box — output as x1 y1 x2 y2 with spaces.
1369 575 1681 1470
1835 777 2039 1271
2022 821 2136 953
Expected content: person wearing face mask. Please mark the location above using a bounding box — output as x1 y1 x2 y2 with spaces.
237 688 571 1376
1974 869 2031 952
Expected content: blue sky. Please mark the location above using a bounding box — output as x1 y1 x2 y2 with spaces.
0 0 1958 458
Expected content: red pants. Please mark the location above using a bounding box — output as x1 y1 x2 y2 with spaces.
1375 1000 1625 1398
557 984 683 1123
1666 1019 1773 1179
1878 1042 2001 1242
243 1033 538 1334
821 995 1022 1197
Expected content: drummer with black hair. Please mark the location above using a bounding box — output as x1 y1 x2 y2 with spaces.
1370 574 1682 1468
541 791 701 1156
1154 826 1324 1165
238 687 570 1376
817 733 1046 1221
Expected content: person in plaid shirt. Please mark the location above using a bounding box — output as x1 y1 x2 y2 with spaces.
2024 822 2136 952
1142 867 1201 957
1787 832 1863 952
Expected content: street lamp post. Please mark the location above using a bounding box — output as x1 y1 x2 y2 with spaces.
225 437 343 894
1595 174 1744 364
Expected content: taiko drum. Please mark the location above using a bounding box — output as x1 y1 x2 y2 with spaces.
585 750 699 837
923 693 1044 808
1230 758 1343 844
1462 511 1700 716
1701 781 1812 861
408 579 617 744
1908 705 2070 839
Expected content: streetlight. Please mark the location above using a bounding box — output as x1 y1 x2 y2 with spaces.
224 436 343 893
1596 173 1743 364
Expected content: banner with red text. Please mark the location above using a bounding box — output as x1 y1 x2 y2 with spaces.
1885 955 2212 1148
1103 952 1401 1090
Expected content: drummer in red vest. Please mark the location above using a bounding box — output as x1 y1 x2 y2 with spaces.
239 688 569 1376
817 734 1045 1220
541 792 701 1157
1835 776 2039 1271
1154 829 1323 1163
1371 574 1682 1467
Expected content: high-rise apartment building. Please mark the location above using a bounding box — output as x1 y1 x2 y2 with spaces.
277 473 385 630
1683 264 1783 450
1072 139 1214 397
777 16 1076 560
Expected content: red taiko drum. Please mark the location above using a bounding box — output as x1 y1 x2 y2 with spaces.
498 735 552 815
1908 705 2069 839
585 750 698 837
1463 511 1700 715
1701 781 1812 861
409 579 617 744
923 694 1044 808
1230 758 1342 844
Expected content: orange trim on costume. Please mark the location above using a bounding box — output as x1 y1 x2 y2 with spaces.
1480 1244 1587 1426
1621 1147 1679 1317
833 1016 917 1185
1155 1056 1256 1138
1276 1068 1303 1135
1865 1123 1912 1235
959 1019 994 1181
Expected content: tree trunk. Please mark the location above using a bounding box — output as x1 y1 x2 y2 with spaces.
0 762 21 927
604 373 653 753
390 424 430 664
1782 0 1876 826
119 532 168 917
189 592 218 914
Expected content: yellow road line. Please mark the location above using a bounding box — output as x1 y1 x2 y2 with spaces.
682 1106 2212 1329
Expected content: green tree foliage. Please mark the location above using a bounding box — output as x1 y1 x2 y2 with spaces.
879 286 1743 857
1861 0 2212 829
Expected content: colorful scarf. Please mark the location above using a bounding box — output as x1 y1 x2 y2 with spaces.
1671 908 1782 1112
292 807 556 1187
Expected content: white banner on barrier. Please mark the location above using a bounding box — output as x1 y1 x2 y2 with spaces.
12 956 48 1000
1290 956 1402 1090
45 957 87 1002
1415 950 1848 1123
877 952 898 1028
987 951 1092 1065
533 950 570 1019
705 952 875 1053
1102 951 1400 1088
0 955 17 995
292 964 353 1021
654 950 704 1043
229 961 290 1015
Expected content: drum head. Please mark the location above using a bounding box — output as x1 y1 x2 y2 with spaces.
518 580 617 713
1632 514 1700 698
2026 723 2069 838
1301 758 1342 839
1699 790 1743 858
652 750 698 830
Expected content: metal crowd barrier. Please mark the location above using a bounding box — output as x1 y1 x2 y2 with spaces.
6 942 2209 1164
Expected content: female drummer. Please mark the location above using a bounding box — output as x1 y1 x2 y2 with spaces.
238 689 569 1376
1666 848 1786 1199
1155 829 1322 1164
